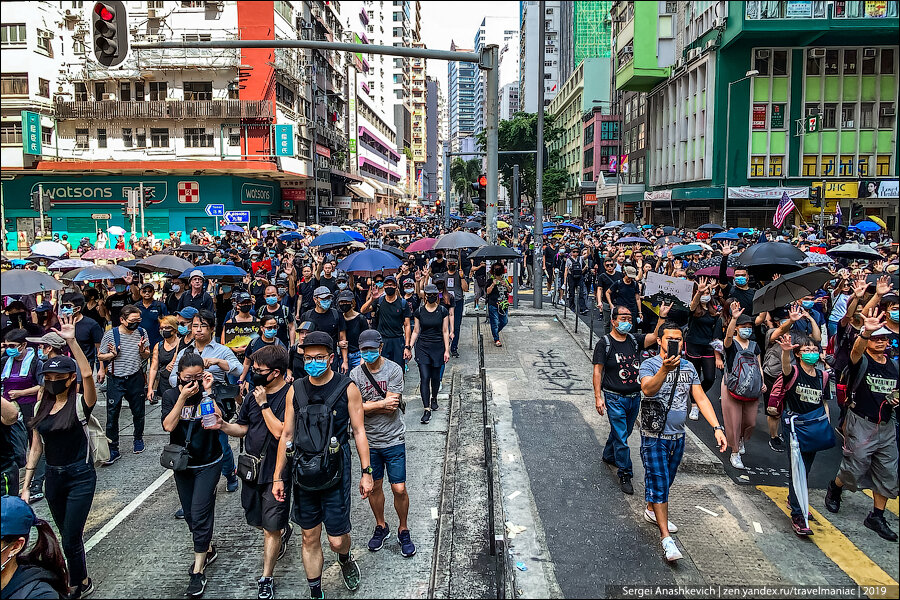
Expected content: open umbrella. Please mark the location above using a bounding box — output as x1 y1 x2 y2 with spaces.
601 220 624 230
619 223 640 234
802 251 835 265
434 231 488 250
712 231 740 241
391 229 412 236
48 258 93 271
379 223 401 231
107 226 128 237
670 244 704 257
850 220 882 233
310 231 353 248
80 248 134 261
73 264 133 282
345 230 366 242
695 266 735 278
178 264 248 283
135 254 194 276
319 225 344 235
752 266 832 314
467 245 522 261
405 237 438 253
868 216 887 229
737 241 806 265
278 231 304 242
463 220 481 230
336 249 402 276
277 219 297 230
175 244 213 254
30 241 68 257
221 224 244 233
698 223 726 232
661 226 677 235
0 270 63 295
558 223 582 231
617 236 651 245
497 221 511 230
380 245 406 259
827 242 883 262
655 235 681 247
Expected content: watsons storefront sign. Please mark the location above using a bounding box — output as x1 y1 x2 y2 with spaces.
241 182 275 204
27 181 169 205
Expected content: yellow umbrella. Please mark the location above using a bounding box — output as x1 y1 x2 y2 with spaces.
869 216 887 229
497 221 510 229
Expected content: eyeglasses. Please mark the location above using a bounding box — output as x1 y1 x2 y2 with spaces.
192 322 211 330
304 355 330 361
251 368 272 376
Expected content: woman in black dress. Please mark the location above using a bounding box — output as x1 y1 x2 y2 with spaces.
409 284 450 425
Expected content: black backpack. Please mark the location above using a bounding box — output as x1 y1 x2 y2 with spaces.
292 375 352 491
570 257 584 280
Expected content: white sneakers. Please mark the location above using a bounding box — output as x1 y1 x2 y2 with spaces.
739 440 746 455
644 508 678 533
661 536 683 562
688 406 700 420
730 453 746 470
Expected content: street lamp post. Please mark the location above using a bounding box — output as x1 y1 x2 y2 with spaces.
724 70 759 229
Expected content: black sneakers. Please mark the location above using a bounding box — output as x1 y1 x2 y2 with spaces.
619 475 634 495
186 572 207 597
68 578 94 599
768 436 785 453
338 552 361 591
864 512 898 542
421 409 431 424
430 398 439 410
824 481 842 513
257 577 274 600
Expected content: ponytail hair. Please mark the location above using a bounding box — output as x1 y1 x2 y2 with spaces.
3 520 69 597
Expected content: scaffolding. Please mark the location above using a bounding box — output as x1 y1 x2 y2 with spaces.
573 1 613 66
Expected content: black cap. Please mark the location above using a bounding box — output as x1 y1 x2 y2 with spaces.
235 292 251 303
337 290 355 302
358 329 383 350
41 355 77 374
300 331 334 352
384 275 398 285
424 283 439 294
736 314 755 326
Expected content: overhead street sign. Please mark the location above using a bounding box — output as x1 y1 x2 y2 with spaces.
92 213 112 220
225 210 250 224
205 204 225 217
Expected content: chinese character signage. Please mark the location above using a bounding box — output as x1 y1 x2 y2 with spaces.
770 104 785 129
21 111 41 155
752 104 767 129
274 124 294 157
785 0 812 18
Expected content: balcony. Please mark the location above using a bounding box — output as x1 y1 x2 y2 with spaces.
745 0 897 19
54 100 274 121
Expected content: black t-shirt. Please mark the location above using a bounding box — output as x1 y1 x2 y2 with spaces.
486 277 509 307
376 296 412 338
105 292 132 325
343 314 369 353
430 258 448 275
686 312 722 347
74 316 103 367
414 305 448 346
849 352 898 423
397 271 416 291
724 339 761 372
236 383 289 483
249 279 268 309
725 285 757 315
178 291 215 314
832 321 861 374
783 366 828 415
259 304 294 346
297 278 317 312
35 396 91 467
288 345 308 380
592 333 647 394
81 303 107 331
295 374 352 445
597 271 623 299
316 274 338 295
165 292 183 315
300 308 345 346
161 388 223 467
246 336 286 362
608 279 640 314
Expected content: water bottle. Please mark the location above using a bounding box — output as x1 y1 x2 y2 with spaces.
285 440 295 459
200 395 216 428
328 436 339 455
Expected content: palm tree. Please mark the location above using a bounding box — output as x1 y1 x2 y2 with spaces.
449 157 482 212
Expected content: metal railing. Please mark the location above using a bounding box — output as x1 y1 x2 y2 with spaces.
54 100 273 121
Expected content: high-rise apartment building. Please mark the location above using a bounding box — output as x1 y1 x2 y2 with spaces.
474 17 519 135
519 0 564 111
448 41 477 152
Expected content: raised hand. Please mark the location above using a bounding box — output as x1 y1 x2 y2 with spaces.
53 312 76 341
876 275 893 297
659 301 674 318
853 277 868 298
720 241 734 256
789 304 803 322
730 301 744 319
776 334 798 353
862 307 886 334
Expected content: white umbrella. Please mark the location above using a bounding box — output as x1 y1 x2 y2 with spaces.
108 226 127 236
788 420 810 529
30 241 68 257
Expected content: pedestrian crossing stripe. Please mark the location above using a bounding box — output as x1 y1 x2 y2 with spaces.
758 486 898 590
862 489 900 517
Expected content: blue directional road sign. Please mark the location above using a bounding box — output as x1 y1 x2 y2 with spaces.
225 210 250 224
205 204 225 217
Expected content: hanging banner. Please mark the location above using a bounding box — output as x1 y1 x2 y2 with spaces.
620 155 629 174
727 186 807 200
752 104 768 129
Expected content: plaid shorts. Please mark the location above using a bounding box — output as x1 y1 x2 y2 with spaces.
640 434 686 504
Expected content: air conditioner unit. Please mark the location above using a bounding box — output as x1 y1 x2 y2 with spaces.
623 45 633 54
206 0 224 9
228 127 240 135
38 30 53 39
705 39 716 51
713 17 726 28
102 93 116 100
755 49 770 59
688 48 700 60
674 57 685 70
809 48 826 59
863 48 877 58
147 8 159 19
881 106 896 116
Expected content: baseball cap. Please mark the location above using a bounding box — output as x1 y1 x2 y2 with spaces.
189 269 204 279
384 275 398 285
5 329 27 343
1 495 38 537
25 332 66 348
337 290 355 302
870 326 894 338
178 306 199 319
881 292 899 306
40 355 77 374
624 266 638 278
314 286 332 298
300 331 334 352
736 314 755 326
358 329 383 350
141 282 155 290
424 283 439 294
234 292 252 303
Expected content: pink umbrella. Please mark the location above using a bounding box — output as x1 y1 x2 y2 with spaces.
694 266 734 278
405 237 437 253
81 248 134 261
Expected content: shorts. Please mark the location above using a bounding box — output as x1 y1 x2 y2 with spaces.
242 480 291 532
837 411 899 498
369 443 407 484
291 444 353 536
640 434 686 504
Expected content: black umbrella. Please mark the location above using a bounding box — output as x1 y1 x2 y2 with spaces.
737 241 806 265
380 244 406 259
467 245 522 261
654 235 681 246
391 229 412 236
0 270 63 295
662 226 677 235
463 220 481 230
698 223 726 232
753 267 832 314
827 242 883 262
176 244 213 254
620 223 640 234
695 255 744 270
119 259 141 269
135 254 195 276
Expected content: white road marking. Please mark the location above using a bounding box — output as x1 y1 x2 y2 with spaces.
507 490 522 500
753 521 763 534
85 470 173 554
431 506 438 520
695 505 719 517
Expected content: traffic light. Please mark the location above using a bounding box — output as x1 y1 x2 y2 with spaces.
471 174 487 213
91 1 129 67
852 204 864 219
142 187 153 208
809 186 822 208
30 190 50 212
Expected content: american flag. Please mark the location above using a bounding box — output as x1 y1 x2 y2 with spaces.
773 191 796 229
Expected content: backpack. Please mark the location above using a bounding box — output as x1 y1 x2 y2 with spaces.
836 355 867 409
108 325 147 376
569 257 584 280
291 375 352 491
725 341 763 402
598 333 640 367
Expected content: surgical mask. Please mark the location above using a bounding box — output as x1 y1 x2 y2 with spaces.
60 306 75 317
114 284 127 293
339 303 353 313
124 321 140 331
375 281 384 289
5 347 20 358
738 328 752 339
178 324 190 336
263 328 277 339
800 351 819 365
304 358 329 377
2 542 21 571
801 300 815 310
361 350 380 364
319 299 332 310
239 304 251 314
37 349 48 360
403 287 415 295
889 310 899 323
265 296 278 306
734 276 748 286
615 321 632 334
337 282 348 290
220 285 231 294
700 295 712 304
44 377 70 397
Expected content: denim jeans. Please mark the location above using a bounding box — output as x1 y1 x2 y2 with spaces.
488 305 508 342
220 432 235 478
450 298 465 352
347 350 361 371
602 391 641 478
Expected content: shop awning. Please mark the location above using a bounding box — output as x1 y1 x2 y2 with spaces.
348 181 375 200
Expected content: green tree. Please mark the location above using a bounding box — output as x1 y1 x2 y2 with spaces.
449 157 482 213
476 111 568 210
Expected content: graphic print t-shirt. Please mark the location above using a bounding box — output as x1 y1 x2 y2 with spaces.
638 355 700 435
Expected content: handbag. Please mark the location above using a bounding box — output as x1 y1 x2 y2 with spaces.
160 418 196 472
361 362 405 414
785 405 836 454
640 366 680 435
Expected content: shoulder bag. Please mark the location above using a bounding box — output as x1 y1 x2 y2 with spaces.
237 386 292 483
160 416 196 472
640 365 680 434
361 363 405 414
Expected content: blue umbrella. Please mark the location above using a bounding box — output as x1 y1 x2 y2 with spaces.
543 222 556 229
222 224 244 233
278 231 304 241
336 249 402 275
729 227 751 235
617 236 651 245
712 231 740 240
73 264 133 281
670 244 704 257
851 220 881 233
346 230 366 242
310 231 353 247
277 219 297 230
178 264 248 282
558 223 582 231
10 259 31 267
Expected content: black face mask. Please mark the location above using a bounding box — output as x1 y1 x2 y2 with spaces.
426 294 439 304
161 329 174 339
384 287 397 296
44 377 71 397
339 303 353 313
124 321 140 331
239 304 251 313
250 369 273 387
177 380 204 404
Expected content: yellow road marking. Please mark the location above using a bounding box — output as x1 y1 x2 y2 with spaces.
758 485 898 592
862 489 900 517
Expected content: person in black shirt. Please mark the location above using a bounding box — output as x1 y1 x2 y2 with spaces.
161 351 223 596
596 258 623 335
606 267 641 323
286 321 314 383
60 293 103 373
428 251 447 276
238 315 286 392
103 283 131 328
299 287 347 371
338 290 369 372
258 285 295 348
825 313 899 542
211 344 293 599
360 276 412 370
296 265 317 317
178 271 215 314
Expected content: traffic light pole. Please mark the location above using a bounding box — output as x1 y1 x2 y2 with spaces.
484 45 499 245
37 183 46 240
139 181 146 239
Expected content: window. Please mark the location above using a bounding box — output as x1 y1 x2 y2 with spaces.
822 103 837 128
839 154 854 175
821 155 835 176
881 48 895 74
119 81 131 101
275 0 292 22
122 127 133 147
74 82 87 101
38 78 49 98
148 1 164 8
1 73 28 95
860 102 875 128
772 50 788 75
181 1 204 7
183 81 212 101
148 81 166 101
879 102 895 128
824 49 839 74
754 50 770 75
136 128 146 147
637 122 645 149
842 49 857 74
184 127 213 148
97 128 107 148
583 149 593 168
73 40 85 55
94 82 106 99
75 128 89 149
150 127 168 147
750 156 766 177
0 122 22 145
228 128 241 146
36 30 51 55
601 121 619 140
41 127 52 147
857 156 870 176
134 81 144 101
802 155 818 176
768 156 784 176
181 33 211 43
862 49 877 74
0 24 26 45
841 103 855 128
807 53 823 75
584 123 594 145
876 155 891 176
